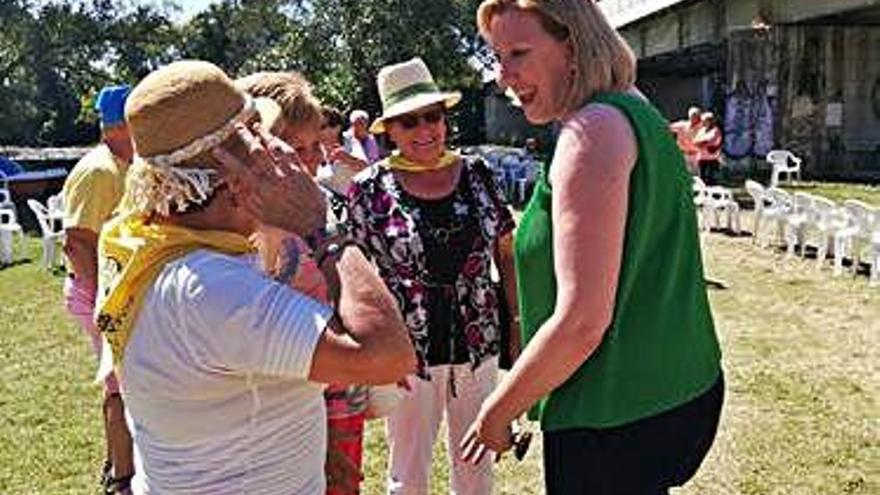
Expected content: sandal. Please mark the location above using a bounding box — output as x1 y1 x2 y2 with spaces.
103 473 133 495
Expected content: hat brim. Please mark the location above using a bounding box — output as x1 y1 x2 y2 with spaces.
370 91 462 134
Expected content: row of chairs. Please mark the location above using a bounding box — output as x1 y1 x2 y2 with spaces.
744 180 880 284
693 177 742 234
0 189 65 269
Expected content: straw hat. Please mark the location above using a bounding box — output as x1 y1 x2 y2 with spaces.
122 60 280 215
370 57 461 134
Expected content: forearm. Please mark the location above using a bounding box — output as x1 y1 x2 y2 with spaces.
319 245 414 366
63 229 98 290
481 313 604 425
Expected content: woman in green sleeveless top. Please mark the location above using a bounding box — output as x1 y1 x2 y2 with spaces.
461 2 724 494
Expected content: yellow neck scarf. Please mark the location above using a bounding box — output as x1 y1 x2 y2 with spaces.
385 149 459 172
96 213 255 369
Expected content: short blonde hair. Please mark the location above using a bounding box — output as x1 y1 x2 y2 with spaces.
477 0 637 114
235 71 323 130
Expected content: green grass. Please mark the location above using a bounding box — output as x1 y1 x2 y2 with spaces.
2 204 878 493
726 181 880 210
782 182 880 206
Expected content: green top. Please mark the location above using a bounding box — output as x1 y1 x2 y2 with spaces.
514 92 721 431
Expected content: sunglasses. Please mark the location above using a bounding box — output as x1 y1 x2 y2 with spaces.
394 107 445 130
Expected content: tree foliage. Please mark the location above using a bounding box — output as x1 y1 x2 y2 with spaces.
0 0 491 146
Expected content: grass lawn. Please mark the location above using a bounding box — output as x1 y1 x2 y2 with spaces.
1 204 877 493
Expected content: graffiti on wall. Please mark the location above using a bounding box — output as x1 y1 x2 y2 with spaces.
723 80 775 159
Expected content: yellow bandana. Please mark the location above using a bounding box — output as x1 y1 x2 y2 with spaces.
96 213 255 369
385 149 459 172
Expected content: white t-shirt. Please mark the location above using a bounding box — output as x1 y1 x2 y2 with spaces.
122 250 333 495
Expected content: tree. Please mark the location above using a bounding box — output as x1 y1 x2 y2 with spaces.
0 0 178 145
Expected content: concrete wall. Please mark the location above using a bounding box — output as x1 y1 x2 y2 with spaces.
726 25 880 179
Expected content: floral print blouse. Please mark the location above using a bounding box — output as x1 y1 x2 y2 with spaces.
346 156 515 378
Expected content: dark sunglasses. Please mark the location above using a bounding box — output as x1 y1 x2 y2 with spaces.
394 108 445 130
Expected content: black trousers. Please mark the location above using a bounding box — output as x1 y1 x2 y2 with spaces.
698 159 721 185
543 373 724 495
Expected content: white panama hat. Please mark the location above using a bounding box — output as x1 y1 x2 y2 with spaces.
370 57 462 134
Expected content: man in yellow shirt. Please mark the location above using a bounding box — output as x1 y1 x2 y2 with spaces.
61 84 134 494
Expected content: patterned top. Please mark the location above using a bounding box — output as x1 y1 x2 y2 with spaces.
346 156 515 377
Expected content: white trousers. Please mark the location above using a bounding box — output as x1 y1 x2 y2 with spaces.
386 358 497 495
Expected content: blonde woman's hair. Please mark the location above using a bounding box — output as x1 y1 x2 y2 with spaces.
235 71 323 129
477 0 637 114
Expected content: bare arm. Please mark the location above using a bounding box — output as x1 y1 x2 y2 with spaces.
495 232 521 362
63 228 99 291
307 244 414 384
462 104 637 456
214 123 415 386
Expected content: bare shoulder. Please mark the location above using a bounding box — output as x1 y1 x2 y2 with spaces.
550 103 638 187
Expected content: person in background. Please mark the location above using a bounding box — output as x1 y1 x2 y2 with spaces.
344 109 382 164
347 57 519 495
462 2 724 494
235 71 325 175
670 106 702 174
317 106 368 196
96 60 415 495
236 71 372 495
61 84 135 495
694 111 724 185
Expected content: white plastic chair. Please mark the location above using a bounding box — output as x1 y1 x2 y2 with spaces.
27 199 65 269
692 177 712 232
869 219 880 287
783 192 815 257
0 187 13 210
744 179 766 242
842 202 880 285
752 186 791 248
0 207 25 265
705 186 741 234
47 193 64 217
803 196 847 270
766 150 802 187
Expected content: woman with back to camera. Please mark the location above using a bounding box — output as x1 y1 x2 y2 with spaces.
460 1 724 494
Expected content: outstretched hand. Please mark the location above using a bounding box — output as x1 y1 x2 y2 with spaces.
459 410 513 465
213 123 327 237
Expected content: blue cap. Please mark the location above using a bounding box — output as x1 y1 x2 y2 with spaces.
94 84 131 127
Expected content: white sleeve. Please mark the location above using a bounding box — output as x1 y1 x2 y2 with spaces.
184 254 333 378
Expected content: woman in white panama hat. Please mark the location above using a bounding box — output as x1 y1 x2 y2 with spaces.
95 60 415 495
345 57 520 495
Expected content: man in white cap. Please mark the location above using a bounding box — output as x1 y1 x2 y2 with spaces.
61 83 134 494
343 109 382 164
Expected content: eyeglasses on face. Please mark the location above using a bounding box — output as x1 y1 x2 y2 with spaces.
394 107 446 130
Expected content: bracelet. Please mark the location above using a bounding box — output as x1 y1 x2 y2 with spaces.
315 239 358 267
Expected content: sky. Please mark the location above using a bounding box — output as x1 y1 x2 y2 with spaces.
176 0 219 20
33 0 220 21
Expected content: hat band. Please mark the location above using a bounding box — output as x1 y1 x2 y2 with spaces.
140 96 256 168
383 82 441 109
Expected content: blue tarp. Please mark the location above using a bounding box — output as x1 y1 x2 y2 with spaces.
0 156 25 177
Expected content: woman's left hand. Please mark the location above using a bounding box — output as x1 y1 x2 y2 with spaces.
460 408 513 464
